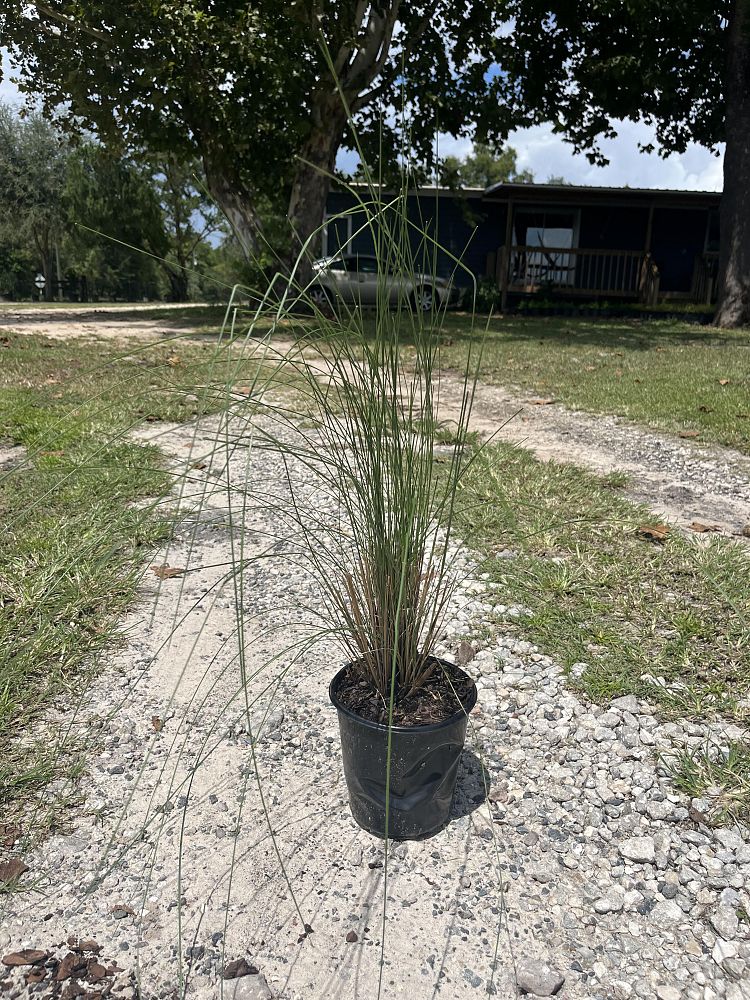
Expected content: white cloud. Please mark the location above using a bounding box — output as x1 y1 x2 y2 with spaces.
337 119 724 193
510 119 723 191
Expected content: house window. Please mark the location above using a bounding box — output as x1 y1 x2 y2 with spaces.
322 213 353 257
513 209 580 287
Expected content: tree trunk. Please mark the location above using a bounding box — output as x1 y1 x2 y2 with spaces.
164 265 190 302
202 154 265 263
715 0 750 328
286 112 348 284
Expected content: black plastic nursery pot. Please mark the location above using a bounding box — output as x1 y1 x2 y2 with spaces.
329 662 478 840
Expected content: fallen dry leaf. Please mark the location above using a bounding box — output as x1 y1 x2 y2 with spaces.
190 461 207 471
0 858 28 883
456 640 476 666
151 564 185 580
698 405 713 413
679 431 700 439
719 378 731 386
689 521 721 533
151 716 164 732
86 960 110 982
166 354 181 367
636 523 670 543
2 950 47 967
529 398 555 406
0 824 21 849
54 952 87 981
223 958 259 979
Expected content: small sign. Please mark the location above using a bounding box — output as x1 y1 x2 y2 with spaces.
34 273 46 289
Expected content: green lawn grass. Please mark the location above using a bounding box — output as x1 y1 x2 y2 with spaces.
437 314 750 454
0 332 266 836
453 441 750 724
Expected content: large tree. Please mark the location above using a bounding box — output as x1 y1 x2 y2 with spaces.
64 143 169 300
440 143 534 188
0 104 68 300
494 2 745 327
0 2 516 273
150 156 222 301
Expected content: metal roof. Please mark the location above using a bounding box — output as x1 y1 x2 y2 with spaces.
340 179 721 203
483 180 720 197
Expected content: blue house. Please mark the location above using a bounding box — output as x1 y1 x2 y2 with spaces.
324 181 721 307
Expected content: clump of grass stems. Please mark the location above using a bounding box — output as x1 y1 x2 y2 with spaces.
662 741 750 825
245 183 483 702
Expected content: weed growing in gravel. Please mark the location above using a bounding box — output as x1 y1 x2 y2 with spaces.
662 741 750 824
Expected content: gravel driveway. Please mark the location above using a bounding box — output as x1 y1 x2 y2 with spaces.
1 412 748 1000
3 302 748 539
435 375 750 542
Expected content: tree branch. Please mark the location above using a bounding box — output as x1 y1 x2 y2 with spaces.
332 0 370 77
341 2 401 95
350 12 432 111
31 3 110 43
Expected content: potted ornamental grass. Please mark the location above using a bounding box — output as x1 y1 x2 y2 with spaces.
253 179 485 840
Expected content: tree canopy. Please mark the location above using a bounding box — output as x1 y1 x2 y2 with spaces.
494 2 727 156
0 102 236 301
0 2 519 264
0 104 68 298
440 144 534 189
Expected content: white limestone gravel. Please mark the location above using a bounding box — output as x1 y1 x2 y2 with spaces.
1 412 749 1000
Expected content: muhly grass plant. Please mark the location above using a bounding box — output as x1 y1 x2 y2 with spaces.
243 186 484 710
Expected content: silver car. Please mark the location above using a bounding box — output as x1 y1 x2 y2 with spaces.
309 254 461 312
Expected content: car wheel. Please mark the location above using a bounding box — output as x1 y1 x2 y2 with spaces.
308 285 334 312
413 285 437 312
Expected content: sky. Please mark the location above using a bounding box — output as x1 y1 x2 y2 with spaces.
336 122 724 193
2 49 724 193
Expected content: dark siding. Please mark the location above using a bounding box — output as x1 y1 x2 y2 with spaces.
325 188 717 295
578 205 649 250
650 208 708 292
325 190 505 286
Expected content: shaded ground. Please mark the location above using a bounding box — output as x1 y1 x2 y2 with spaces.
0 303 226 341
2 304 748 539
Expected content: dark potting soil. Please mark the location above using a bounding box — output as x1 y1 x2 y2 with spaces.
336 659 475 727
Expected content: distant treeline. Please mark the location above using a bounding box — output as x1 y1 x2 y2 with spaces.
0 103 249 303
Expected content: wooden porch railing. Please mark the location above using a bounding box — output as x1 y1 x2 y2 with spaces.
488 245 661 305
692 251 720 304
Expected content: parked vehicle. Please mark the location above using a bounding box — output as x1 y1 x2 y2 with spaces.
309 253 461 311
